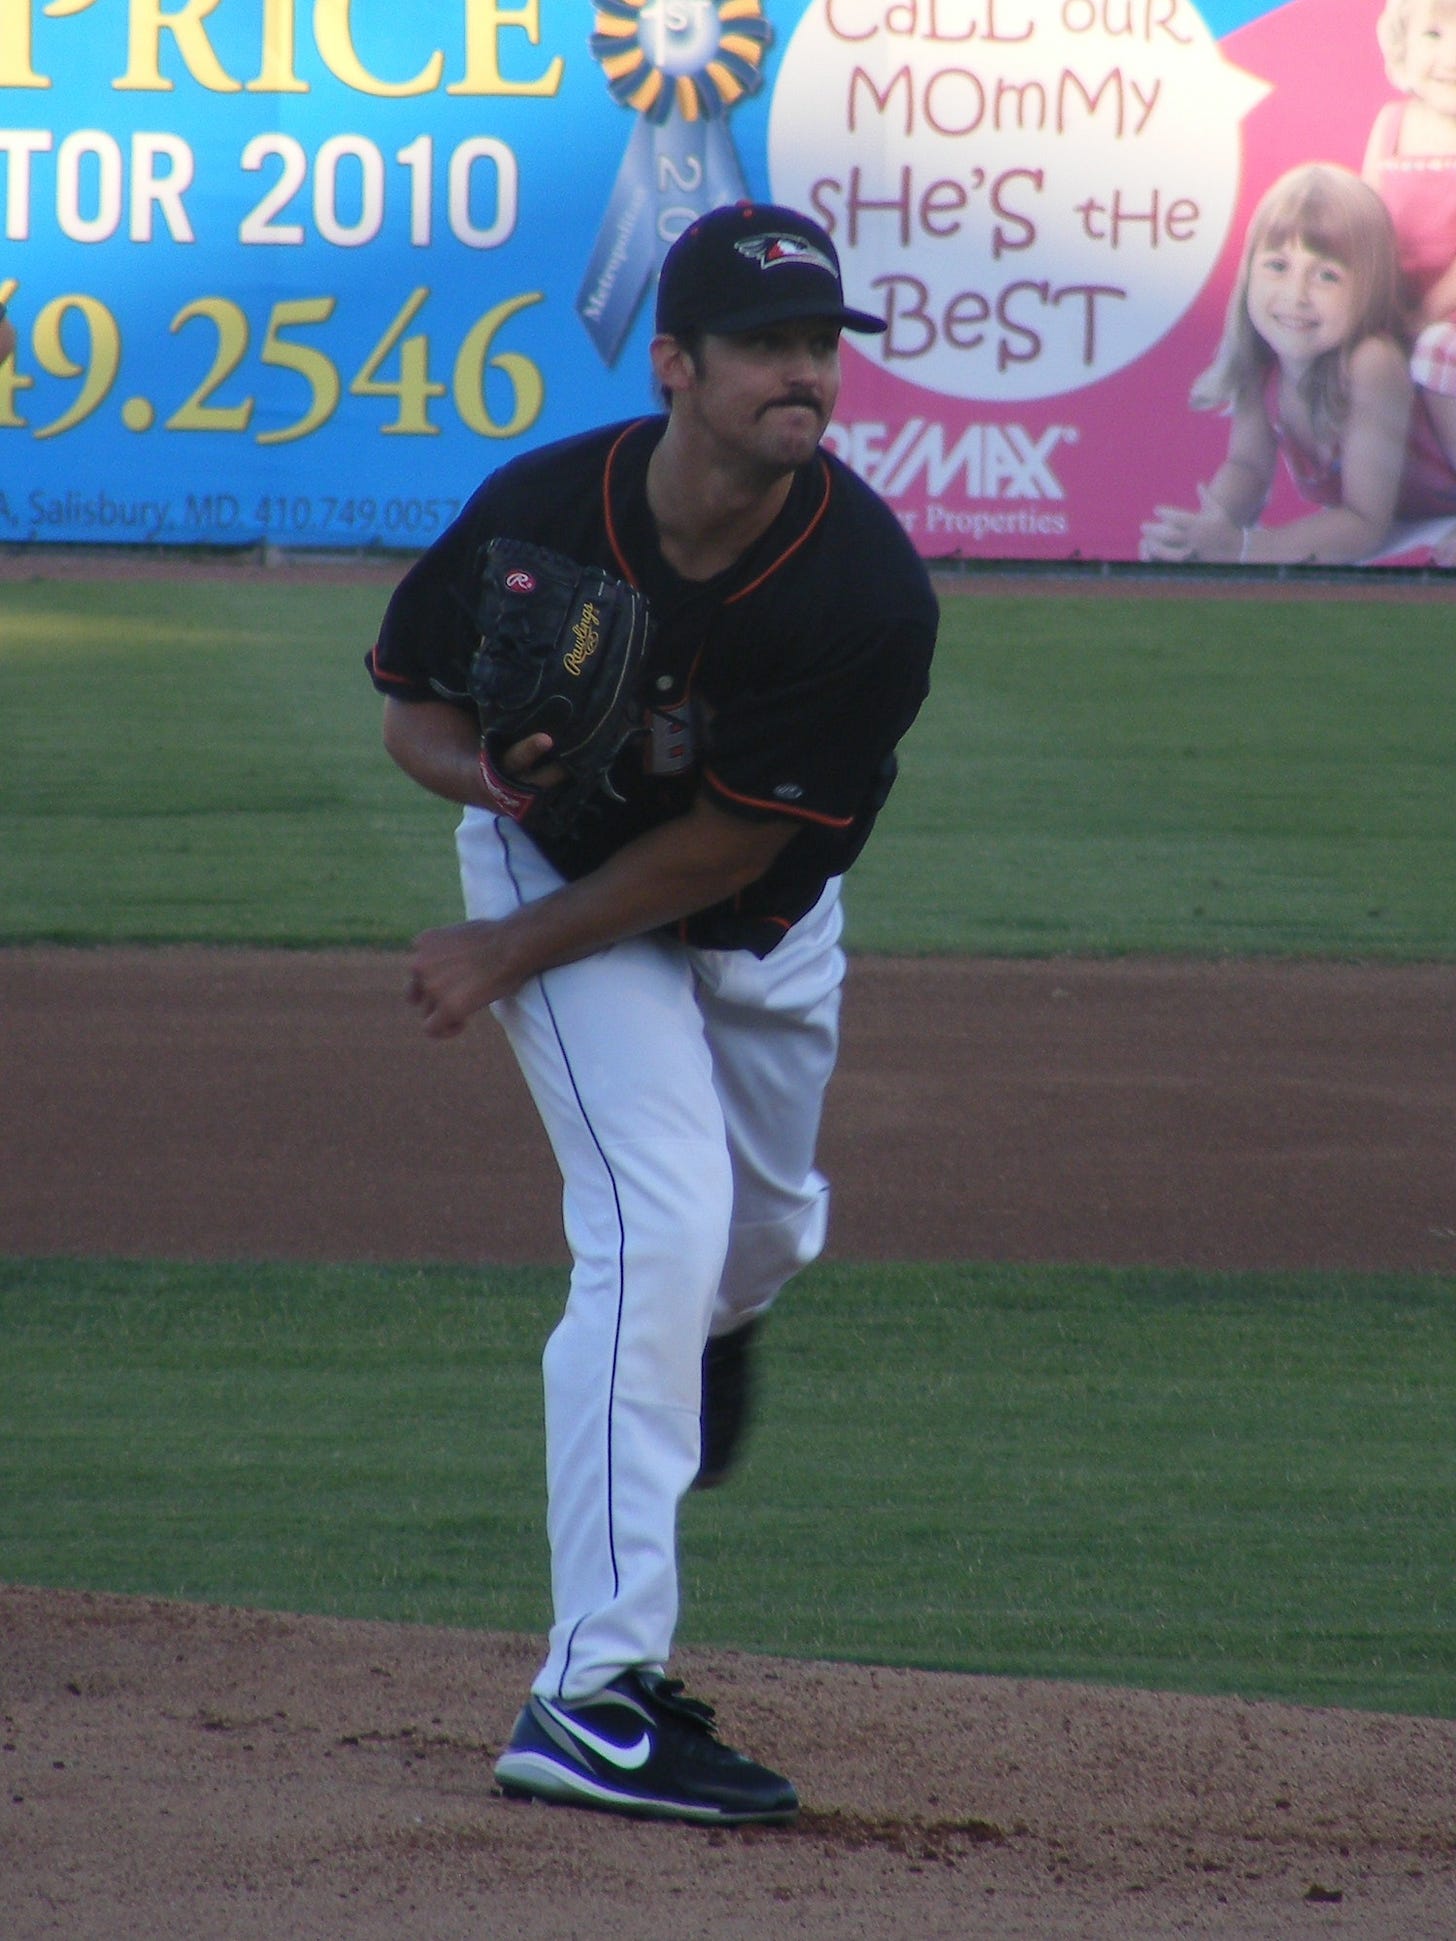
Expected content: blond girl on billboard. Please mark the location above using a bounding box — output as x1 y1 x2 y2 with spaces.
1140 163 1456 565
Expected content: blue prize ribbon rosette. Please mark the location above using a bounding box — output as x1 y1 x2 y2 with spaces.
578 0 772 365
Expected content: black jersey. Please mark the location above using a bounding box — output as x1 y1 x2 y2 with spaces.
368 418 937 954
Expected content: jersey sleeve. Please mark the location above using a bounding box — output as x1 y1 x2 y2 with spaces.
364 425 636 704
364 478 496 703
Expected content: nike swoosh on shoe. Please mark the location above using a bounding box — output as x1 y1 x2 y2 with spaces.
537 1697 652 1771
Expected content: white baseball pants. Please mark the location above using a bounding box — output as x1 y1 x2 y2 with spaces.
456 808 845 1702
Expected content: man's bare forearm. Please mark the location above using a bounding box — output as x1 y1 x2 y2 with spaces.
383 697 485 806
392 706 798 1035
498 798 794 981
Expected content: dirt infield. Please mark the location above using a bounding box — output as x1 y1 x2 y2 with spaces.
4 944 1455 1938
3 948 1454 1275
6 1582 1455 1941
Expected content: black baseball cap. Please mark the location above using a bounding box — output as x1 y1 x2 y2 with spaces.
654 201 886 337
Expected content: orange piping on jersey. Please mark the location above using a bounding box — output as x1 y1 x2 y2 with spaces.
673 908 792 943
704 766 854 829
366 644 418 689
724 457 832 603
602 420 651 587
603 432 832 604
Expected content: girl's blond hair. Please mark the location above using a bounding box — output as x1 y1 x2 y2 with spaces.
1191 164 1408 447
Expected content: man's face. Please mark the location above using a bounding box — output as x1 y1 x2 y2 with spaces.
672 319 843 474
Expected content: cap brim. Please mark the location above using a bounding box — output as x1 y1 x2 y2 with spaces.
672 297 887 336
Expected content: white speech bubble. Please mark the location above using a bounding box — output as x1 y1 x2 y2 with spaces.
768 0 1270 401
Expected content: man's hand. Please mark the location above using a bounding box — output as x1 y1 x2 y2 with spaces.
382 700 566 810
407 917 532 1038
496 730 565 790
400 730 563 1039
403 792 797 1040
476 728 568 821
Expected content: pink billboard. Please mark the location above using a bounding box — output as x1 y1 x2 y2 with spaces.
774 0 1456 566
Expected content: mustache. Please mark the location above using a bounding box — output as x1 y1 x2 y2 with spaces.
759 391 824 417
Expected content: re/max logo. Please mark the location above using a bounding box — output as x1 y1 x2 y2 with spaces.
824 420 1074 502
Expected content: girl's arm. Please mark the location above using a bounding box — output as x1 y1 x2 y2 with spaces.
1360 103 1399 186
1241 336 1413 564
1139 399 1276 561
1199 400 1281 528
1415 258 1456 327
1145 341 1415 565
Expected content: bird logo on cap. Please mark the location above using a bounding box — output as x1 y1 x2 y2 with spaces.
736 233 837 277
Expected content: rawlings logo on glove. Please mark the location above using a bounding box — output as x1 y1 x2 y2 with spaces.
565 605 601 675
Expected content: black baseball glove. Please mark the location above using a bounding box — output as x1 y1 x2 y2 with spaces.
467 536 652 827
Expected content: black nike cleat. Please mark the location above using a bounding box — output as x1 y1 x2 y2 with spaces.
494 1668 798 1824
693 1318 760 1489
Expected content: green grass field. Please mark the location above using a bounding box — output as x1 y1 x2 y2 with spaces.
3 1257 1451 1718
2 567 1452 1720
2 576 1453 954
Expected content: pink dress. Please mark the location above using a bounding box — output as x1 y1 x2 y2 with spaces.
1366 100 1456 396
1269 366 1456 519
1365 99 1456 308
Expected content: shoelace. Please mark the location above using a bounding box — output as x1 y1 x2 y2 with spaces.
640 1674 719 1737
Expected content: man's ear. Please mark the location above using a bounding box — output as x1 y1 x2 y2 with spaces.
650 332 698 400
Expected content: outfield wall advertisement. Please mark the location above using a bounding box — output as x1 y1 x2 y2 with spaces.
2 0 1454 565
